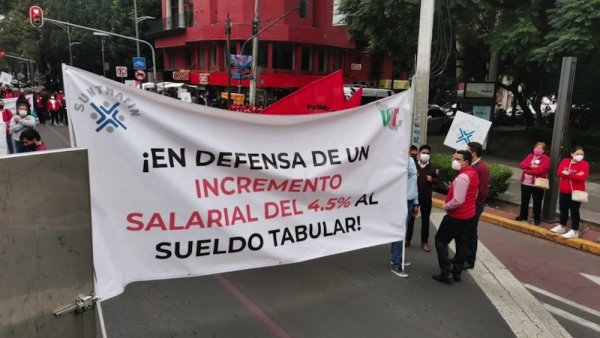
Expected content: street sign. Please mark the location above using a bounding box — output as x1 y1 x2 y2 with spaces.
116 66 127 78
134 69 146 81
132 57 146 70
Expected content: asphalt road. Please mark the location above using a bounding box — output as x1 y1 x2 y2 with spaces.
35 122 600 337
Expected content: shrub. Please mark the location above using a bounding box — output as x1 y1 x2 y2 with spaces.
430 153 512 200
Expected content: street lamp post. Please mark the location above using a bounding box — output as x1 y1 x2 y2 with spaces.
93 32 109 77
136 16 155 58
69 41 81 65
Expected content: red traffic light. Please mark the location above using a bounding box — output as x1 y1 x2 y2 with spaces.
29 5 44 28
0 50 5 58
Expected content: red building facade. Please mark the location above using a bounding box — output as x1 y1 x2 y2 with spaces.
153 0 404 104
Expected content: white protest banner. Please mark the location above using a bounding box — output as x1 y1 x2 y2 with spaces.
0 72 12 85
63 64 412 300
443 111 492 150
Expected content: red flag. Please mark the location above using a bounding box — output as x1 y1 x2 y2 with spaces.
262 70 347 115
345 87 363 109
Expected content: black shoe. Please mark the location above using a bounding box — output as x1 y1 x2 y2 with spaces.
452 273 461 282
534 219 541 225
515 216 527 221
432 274 454 285
463 262 474 270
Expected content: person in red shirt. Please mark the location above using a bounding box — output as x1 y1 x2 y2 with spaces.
0 99 14 154
551 146 590 239
433 150 479 284
463 142 490 270
19 128 48 152
47 94 62 126
516 142 551 225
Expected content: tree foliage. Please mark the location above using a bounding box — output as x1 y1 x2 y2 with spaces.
0 0 161 89
338 0 600 127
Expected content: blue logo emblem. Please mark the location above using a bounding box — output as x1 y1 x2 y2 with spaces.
133 57 146 70
90 101 127 133
456 128 475 144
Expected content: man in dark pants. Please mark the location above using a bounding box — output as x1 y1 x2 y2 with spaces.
463 142 490 270
406 144 439 252
432 150 479 284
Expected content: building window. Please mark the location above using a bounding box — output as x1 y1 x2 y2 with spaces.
210 42 218 68
318 48 327 72
301 46 312 71
185 0 194 27
258 42 268 68
198 43 206 68
272 43 294 70
185 48 194 68
332 49 341 70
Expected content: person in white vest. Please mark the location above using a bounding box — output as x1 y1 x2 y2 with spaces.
9 102 36 153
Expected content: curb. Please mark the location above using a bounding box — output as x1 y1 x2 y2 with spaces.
432 198 600 257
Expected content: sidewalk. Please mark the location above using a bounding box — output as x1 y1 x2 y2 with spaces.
493 162 600 227
432 194 600 256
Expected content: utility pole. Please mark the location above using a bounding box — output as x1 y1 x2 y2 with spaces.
412 0 435 146
249 0 259 106
542 57 577 222
226 12 232 103
134 0 140 57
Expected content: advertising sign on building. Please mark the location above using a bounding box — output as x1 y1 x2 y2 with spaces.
173 71 190 81
230 55 253 80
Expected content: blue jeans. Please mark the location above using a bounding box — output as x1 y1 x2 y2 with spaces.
391 200 415 267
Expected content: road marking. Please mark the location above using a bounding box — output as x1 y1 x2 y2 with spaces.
524 283 600 318
431 211 572 337
543 304 600 333
214 275 291 338
581 273 600 287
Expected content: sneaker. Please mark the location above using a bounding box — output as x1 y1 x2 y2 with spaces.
561 229 579 239
550 225 566 234
391 267 408 278
402 261 411 267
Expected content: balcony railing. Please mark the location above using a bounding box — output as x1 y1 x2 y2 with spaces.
146 14 191 37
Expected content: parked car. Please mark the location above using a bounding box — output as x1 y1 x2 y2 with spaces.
427 105 452 134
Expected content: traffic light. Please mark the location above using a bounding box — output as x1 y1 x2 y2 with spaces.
29 6 44 28
0 50 5 58
299 0 307 18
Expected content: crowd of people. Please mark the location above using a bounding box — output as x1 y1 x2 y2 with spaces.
393 141 590 284
0 87 59 154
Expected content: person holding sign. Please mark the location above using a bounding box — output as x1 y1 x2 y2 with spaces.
551 146 590 239
432 150 479 285
516 142 551 225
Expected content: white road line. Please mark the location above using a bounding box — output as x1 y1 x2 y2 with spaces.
580 273 600 287
543 304 600 333
524 283 600 319
430 211 572 338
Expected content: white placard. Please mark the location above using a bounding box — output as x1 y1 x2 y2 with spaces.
0 72 13 85
443 111 492 150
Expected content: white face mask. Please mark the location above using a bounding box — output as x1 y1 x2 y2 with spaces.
573 154 584 162
419 154 430 162
451 160 462 171
18 110 27 117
